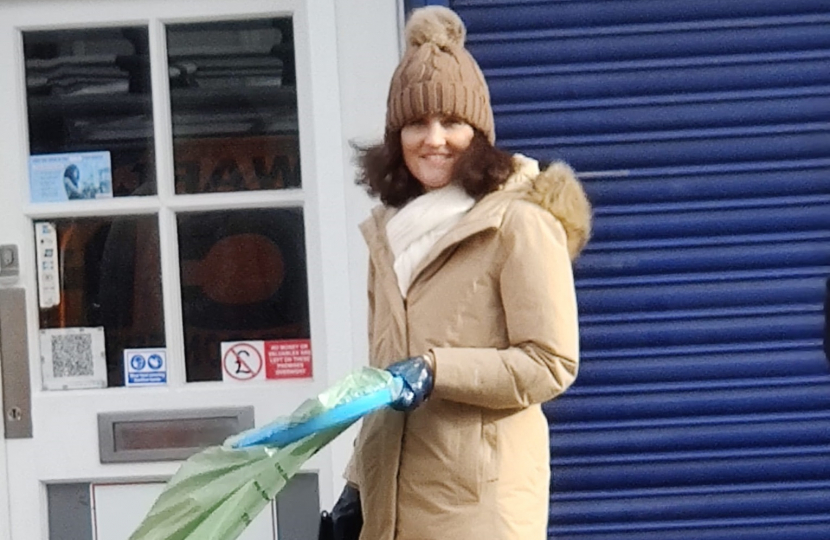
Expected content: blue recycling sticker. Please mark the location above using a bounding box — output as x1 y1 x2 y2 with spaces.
124 349 167 386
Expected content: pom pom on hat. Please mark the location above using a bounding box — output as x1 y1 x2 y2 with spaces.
405 6 466 50
386 6 496 143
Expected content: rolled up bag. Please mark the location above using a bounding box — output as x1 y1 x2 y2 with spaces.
129 367 402 540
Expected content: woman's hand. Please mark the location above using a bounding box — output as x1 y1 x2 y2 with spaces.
386 355 434 411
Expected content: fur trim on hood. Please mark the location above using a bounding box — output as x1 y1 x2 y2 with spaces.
529 161 592 259
506 155 592 259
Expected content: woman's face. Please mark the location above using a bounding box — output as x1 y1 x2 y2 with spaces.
401 115 475 191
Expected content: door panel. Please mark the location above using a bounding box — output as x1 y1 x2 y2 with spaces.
0 0 353 538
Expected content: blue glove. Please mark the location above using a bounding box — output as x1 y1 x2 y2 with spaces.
386 355 434 412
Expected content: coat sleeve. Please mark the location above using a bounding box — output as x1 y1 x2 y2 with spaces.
430 202 580 409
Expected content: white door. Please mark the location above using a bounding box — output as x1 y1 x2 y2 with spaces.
0 0 392 537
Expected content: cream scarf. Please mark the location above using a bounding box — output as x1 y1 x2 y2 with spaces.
385 183 475 298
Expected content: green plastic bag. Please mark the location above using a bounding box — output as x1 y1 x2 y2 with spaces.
130 367 397 540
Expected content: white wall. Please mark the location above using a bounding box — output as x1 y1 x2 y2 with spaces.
326 0 402 508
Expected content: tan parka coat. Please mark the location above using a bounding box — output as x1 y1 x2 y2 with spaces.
347 156 592 540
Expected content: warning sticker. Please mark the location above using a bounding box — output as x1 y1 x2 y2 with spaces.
221 342 265 382
220 339 312 382
265 339 312 380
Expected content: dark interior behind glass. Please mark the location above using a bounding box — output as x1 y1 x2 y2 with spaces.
24 27 156 197
166 18 300 194
36 216 165 386
178 208 309 382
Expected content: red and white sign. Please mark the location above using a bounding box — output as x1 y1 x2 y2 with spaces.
220 339 312 382
265 339 312 379
221 342 264 382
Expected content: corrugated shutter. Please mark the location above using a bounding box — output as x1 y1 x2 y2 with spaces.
450 1 830 538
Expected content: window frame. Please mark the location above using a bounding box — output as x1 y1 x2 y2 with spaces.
13 0 351 390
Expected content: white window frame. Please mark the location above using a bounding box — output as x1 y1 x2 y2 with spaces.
13 0 350 391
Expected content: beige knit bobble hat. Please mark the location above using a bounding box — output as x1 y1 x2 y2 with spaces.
386 6 495 143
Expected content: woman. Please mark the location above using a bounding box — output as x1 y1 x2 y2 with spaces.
342 6 592 540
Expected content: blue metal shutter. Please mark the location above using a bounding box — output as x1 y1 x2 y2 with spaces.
450 1 830 538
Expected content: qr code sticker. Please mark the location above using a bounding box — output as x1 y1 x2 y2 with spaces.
51 334 93 377
40 327 107 390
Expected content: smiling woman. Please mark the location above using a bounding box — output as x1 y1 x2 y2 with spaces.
400 115 473 191
342 6 592 540
355 123 513 208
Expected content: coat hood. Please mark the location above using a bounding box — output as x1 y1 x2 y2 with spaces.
506 155 592 259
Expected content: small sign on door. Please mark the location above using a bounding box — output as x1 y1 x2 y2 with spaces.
221 342 265 382
221 339 312 383
29 151 113 203
124 349 168 387
265 339 312 379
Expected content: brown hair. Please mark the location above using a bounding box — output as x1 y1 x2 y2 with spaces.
355 129 514 208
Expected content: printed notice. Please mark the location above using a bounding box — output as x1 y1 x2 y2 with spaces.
35 222 60 308
220 339 312 382
124 349 168 387
265 339 312 380
29 151 113 203
221 341 265 383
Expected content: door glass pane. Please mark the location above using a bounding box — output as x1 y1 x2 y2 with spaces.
167 18 300 194
178 208 309 382
23 28 156 199
35 216 165 387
